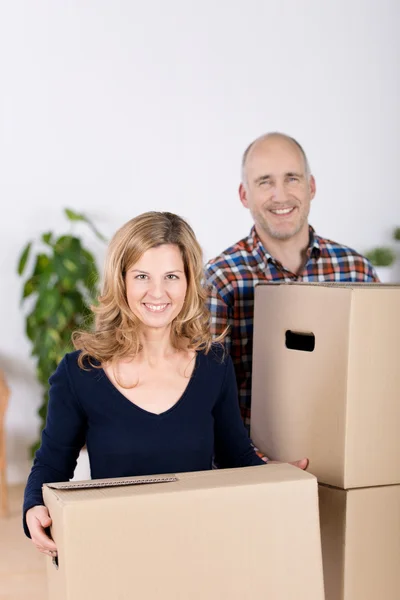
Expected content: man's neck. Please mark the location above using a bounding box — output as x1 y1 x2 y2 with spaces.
256 225 310 275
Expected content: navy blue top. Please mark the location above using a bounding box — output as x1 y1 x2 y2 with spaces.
23 345 264 535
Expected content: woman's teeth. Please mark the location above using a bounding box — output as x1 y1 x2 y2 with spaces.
144 303 169 312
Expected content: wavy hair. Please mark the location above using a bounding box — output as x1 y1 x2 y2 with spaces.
73 212 224 368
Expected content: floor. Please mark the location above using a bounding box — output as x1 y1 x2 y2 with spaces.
0 485 47 600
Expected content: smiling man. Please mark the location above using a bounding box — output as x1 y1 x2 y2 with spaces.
205 132 378 429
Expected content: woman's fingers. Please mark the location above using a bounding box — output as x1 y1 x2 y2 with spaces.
27 506 58 553
35 545 58 557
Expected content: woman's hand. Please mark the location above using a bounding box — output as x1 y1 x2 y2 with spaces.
26 505 58 557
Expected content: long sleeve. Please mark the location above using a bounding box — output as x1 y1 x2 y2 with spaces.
205 272 232 354
23 355 87 536
365 262 380 282
205 269 253 425
213 355 264 469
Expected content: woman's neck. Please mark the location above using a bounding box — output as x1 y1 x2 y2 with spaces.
137 326 177 366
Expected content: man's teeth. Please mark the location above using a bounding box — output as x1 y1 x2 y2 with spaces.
271 207 294 215
144 304 168 312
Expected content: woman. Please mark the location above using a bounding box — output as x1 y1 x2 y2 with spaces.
24 211 306 556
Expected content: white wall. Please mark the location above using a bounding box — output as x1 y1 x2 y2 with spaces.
1 0 399 483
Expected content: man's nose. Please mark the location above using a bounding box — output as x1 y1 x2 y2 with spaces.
271 179 287 204
270 180 286 203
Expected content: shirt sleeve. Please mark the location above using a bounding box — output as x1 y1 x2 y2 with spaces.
23 354 87 537
364 260 380 282
212 354 265 469
205 267 232 353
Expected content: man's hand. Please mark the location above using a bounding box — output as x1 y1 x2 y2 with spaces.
289 458 309 470
254 445 309 471
268 458 309 470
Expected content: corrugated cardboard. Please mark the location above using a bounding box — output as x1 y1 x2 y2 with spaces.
251 283 400 489
43 464 324 600
319 483 400 600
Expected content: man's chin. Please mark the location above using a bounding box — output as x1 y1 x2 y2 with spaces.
263 219 307 242
266 226 299 241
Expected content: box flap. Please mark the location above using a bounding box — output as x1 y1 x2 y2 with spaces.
255 282 399 289
46 474 178 490
43 465 316 505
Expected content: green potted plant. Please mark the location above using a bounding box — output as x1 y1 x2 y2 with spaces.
365 246 396 283
18 208 105 455
393 227 400 242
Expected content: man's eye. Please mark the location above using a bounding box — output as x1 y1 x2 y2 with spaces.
288 177 299 182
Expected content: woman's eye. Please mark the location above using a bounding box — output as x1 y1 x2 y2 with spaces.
166 274 178 280
135 274 148 280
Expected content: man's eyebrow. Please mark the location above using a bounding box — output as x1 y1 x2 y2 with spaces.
285 171 304 178
254 174 272 184
254 172 305 184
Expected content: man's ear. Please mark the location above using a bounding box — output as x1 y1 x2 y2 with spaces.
309 175 316 201
239 183 249 208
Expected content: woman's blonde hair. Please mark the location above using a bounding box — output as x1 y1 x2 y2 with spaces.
73 211 222 368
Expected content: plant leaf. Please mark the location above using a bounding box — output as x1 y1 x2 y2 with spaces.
365 247 395 267
22 277 38 299
42 232 53 246
64 208 86 222
34 288 61 321
47 328 61 344
65 207 107 243
18 242 32 275
63 258 78 272
22 207 104 455
33 254 52 276
54 235 73 254
30 439 41 457
26 313 37 341
38 402 48 421
86 220 107 243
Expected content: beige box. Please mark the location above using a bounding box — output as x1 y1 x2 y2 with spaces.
43 464 324 600
251 283 400 489
319 483 400 600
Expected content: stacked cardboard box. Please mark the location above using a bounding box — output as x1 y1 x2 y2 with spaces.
251 283 400 600
43 464 325 600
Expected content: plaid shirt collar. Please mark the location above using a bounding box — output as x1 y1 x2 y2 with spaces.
249 225 321 268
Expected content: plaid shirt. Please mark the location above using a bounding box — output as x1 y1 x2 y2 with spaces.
205 226 378 428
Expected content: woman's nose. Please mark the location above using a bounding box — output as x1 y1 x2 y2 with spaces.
148 280 165 298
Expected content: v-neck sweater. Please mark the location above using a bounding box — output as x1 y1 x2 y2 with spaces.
23 345 264 535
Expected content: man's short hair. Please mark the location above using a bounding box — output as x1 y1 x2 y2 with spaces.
241 132 311 184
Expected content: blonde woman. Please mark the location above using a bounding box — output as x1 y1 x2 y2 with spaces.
23 212 306 556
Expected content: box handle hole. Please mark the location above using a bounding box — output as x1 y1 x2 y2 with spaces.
285 330 315 352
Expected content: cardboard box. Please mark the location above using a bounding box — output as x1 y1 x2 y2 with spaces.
319 483 400 600
43 464 324 600
251 283 400 489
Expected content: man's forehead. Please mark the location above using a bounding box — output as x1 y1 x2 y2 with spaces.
246 138 304 174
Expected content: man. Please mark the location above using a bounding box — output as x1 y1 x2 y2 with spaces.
205 132 378 430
